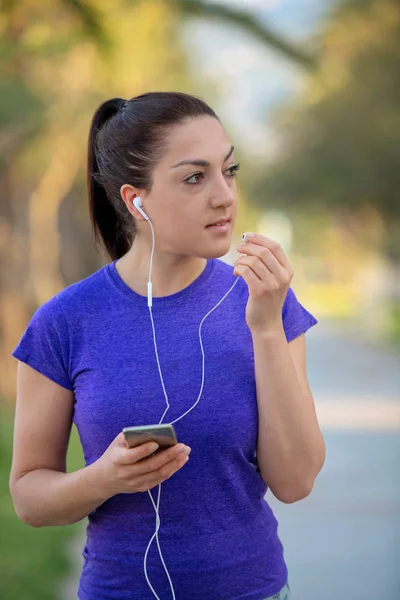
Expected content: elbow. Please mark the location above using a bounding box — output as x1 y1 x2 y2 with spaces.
9 480 43 528
10 499 43 528
267 442 326 504
278 485 313 504
19 512 43 528
272 480 314 504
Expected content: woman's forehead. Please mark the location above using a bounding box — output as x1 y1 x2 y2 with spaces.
162 117 232 165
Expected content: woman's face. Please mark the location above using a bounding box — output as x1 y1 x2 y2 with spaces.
142 116 238 259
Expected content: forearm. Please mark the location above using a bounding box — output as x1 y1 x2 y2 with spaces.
11 463 109 527
252 327 325 502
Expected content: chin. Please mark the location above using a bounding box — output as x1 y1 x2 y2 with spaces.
201 239 233 260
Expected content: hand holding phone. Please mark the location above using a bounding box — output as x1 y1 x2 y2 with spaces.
92 426 191 499
122 424 177 456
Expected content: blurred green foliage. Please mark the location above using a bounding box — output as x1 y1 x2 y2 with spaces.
385 302 400 348
251 0 400 261
0 407 84 600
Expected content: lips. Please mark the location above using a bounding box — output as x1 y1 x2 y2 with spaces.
206 218 230 228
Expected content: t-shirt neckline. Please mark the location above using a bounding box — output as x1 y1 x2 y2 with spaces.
106 258 216 306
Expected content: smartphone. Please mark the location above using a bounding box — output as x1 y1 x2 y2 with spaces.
122 424 178 455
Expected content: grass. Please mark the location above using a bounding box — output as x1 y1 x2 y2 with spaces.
0 404 85 600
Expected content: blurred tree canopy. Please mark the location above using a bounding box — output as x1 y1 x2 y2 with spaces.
251 0 400 261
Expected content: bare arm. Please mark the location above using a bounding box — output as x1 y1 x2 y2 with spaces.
9 362 191 528
253 331 326 503
9 362 110 527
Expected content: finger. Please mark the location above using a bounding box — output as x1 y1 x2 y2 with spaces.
134 452 190 492
234 263 274 296
134 444 191 476
237 245 288 278
242 235 291 270
154 451 190 479
234 255 268 280
113 431 130 447
118 441 160 465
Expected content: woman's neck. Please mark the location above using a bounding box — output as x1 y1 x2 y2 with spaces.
115 246 207 298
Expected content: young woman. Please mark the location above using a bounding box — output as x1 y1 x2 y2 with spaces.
10 91 325 600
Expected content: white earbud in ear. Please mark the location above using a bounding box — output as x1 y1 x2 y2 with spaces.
133 196 142 209
133 196 150 222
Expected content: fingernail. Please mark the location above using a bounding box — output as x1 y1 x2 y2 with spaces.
149 443 159 452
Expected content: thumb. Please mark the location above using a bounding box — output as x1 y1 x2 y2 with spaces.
113 431 129 448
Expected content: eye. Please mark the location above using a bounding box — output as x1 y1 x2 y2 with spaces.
184 172 204 185
226 163 240 177
183 163 240 185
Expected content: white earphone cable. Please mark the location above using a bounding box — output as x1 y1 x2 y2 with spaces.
141 210 240 600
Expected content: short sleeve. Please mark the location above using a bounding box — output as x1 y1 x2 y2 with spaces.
12 295 73 391
282 287 318 343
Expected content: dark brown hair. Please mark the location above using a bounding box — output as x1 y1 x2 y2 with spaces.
87 91 220 261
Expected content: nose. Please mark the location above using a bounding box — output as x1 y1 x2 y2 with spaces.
209 174 236 208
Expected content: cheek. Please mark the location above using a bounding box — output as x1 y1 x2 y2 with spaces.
158 202 196 238
174 198 204 224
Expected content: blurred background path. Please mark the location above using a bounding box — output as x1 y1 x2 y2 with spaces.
269 320 400 600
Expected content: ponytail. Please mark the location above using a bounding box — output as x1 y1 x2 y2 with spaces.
87 98 131 261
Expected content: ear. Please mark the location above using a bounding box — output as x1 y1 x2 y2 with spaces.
120 184 147 221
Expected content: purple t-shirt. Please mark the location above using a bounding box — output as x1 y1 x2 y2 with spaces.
12 257 318 600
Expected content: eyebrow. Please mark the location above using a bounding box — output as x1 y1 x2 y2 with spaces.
170 145 235 169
